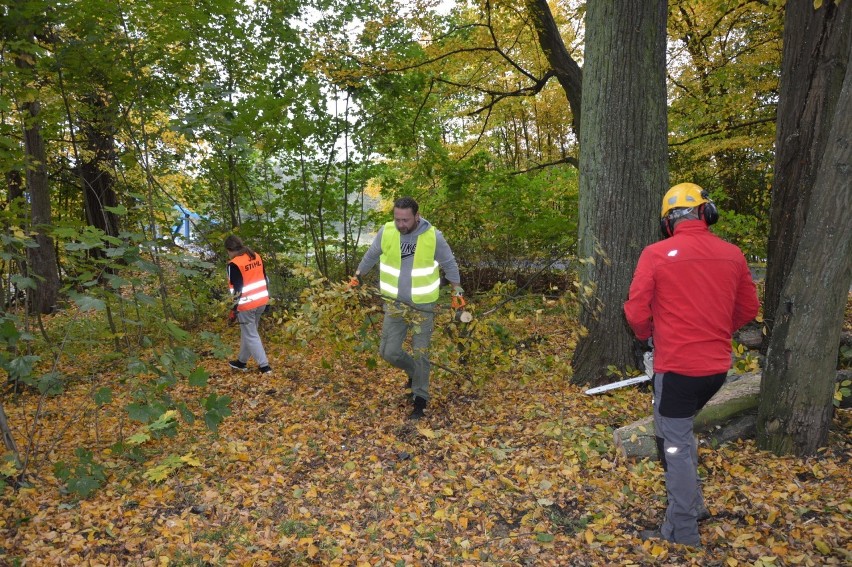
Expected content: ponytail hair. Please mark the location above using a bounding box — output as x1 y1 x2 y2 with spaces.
224 235 257 260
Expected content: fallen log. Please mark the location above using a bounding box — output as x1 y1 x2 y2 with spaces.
613 369 851 459
614 371 761 460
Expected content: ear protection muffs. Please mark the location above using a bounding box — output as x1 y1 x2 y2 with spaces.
660 216 675 238
698 190 718 226
660 191 719 238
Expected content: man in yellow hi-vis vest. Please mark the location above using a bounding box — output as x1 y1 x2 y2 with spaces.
354 196 462 419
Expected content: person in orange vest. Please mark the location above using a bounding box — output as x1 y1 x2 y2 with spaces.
224 235 272 374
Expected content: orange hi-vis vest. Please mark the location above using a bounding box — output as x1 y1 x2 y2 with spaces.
228 253 269 311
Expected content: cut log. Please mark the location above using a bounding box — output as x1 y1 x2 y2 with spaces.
613 369 851 458
614 372 761 460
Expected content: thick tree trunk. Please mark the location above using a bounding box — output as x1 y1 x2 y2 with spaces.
757 25 852 456
571 0 668 385
763 2 851 343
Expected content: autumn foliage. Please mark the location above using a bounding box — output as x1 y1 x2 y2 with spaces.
1 275 849 566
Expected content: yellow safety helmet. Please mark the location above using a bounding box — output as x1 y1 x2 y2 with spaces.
660 182 718 237
661 182 708 218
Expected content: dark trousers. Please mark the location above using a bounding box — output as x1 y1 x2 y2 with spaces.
653 371 725 545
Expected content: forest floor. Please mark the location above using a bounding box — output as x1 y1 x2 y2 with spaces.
1 291 850 566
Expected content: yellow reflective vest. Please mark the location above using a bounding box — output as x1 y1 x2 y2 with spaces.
379 222 440 303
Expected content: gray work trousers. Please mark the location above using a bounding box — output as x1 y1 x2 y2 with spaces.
653 371 724 546
237 305 268 367
379 301 434 401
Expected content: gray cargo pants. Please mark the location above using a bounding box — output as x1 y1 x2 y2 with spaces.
237 305 269 368
653 370 725 546
379 301 434 401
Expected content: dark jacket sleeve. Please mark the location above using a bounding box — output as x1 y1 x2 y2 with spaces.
227 262 244 294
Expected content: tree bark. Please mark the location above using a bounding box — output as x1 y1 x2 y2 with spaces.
763 1 851 343
80 93 120 242
571 0 668 385
527 0 583 134
13 22 60 314
757 14 852 456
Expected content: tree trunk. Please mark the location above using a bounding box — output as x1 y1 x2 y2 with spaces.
14 33 60 315
0 402 19 456
571 0 668 385
763 1 851 344
527 0 583 134
80 93 120 241
6 169 24 202
757 21 852 456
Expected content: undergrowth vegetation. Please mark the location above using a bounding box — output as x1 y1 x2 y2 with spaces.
1 262 850 565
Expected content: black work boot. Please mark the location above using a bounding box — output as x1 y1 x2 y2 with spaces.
410 396 427 420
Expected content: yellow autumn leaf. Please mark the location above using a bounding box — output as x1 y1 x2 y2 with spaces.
766 509 777 524
814 540 830 554
127 432 151 445
499 475 519 491
418 427 436 439
584 529 594 544
180 453 201 467
0 459 20 477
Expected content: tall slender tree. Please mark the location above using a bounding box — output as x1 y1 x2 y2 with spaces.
5 0 60 314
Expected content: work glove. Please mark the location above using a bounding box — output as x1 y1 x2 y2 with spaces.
227 309 237 324
450 285 466 310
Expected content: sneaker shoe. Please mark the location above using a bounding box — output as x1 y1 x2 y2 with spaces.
229 360 248 371
409 396 427 420
259 365 273 374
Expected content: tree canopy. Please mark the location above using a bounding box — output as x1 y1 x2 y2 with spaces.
1 0 850 563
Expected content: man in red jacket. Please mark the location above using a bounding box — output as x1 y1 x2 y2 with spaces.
624 182 760 547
